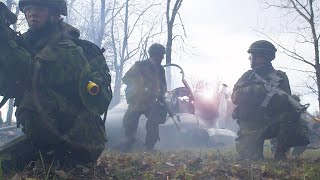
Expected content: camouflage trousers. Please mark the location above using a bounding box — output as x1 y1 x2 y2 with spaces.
0 107 106 171
122 103 167 150
236 118 309 160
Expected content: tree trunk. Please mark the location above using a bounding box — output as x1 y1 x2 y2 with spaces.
166 0 183 91
6 99 14 125
113 0 129 106
89 0 96 43
166 24 173 90
66 0 77 23
97 0 106 47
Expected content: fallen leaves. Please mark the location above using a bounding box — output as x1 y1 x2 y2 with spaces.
2 149 320 179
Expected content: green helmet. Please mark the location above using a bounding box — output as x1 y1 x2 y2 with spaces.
247 40 277 60
148 43 166 57
19 0 67 16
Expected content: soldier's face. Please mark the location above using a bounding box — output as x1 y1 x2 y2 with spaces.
151 54 164 64
24 5 49 30
249 54 267 68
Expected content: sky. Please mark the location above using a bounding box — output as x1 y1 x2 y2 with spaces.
177 0 319 113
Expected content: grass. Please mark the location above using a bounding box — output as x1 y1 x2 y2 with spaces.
2 147 320 179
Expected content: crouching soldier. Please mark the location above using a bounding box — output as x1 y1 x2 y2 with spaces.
0 0 112 171
231 40 309 160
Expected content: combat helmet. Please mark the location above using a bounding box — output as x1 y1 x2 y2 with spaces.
19 0 67 16
148 43 166 57
248 40 277 60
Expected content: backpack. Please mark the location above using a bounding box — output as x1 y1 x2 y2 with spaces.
75 39 113 121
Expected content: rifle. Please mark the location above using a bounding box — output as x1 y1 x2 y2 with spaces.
158 97 181 131
252 72 320 123
0 2 17 25
0 3 27 129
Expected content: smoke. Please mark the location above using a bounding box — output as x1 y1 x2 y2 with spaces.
105 102 235 152
193 95 219 127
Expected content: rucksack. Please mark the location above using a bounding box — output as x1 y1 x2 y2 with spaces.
74 39 113 121
0 21 112 121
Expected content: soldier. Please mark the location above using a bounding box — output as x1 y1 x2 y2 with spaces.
122 43 167 151
231 40 309 160
0 0 111 171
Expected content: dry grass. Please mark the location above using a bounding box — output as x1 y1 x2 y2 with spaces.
2 147 320 180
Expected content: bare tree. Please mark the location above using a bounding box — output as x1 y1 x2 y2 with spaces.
65 0 77 23
190 80 209 97
97 0 108 47
109 0 162 106
165 0 184 90
87 0 111 47
259 0 320 110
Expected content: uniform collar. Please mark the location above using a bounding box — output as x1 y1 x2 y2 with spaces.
252 62 275 76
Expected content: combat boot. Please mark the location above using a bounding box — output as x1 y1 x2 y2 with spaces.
145 143 155 152
123 137 135 153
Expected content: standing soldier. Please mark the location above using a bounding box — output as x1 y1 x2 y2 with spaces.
0 0 112 171
231 40 309 160
122 43 167 151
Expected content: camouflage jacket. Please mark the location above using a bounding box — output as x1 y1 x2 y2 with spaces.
123 59 167 111
16 21 94 113
0 20 107 162
231 64 292 123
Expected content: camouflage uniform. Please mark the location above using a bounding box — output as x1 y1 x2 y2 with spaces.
122 58 167 150
0 0 109 170
232 40 309 160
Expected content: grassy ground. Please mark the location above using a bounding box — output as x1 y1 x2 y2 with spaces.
2 146 320 180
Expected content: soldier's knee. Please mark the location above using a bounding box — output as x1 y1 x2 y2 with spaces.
122 111 139 128
236 136 264 160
